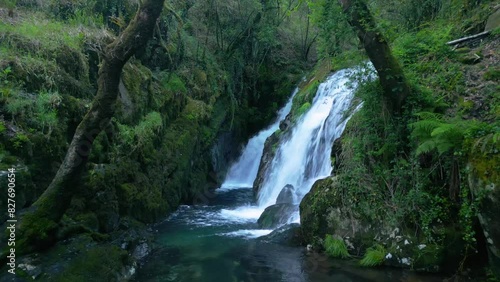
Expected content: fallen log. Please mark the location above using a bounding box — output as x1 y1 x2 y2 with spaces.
447 30 491 46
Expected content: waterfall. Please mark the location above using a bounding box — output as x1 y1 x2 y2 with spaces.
220 89 297 189
216 66 371 231
256 67 366 209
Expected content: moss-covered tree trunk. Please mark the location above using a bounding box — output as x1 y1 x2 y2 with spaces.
338 0 411 113
18 0 166 252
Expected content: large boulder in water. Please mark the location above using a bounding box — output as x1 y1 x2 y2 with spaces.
276 184 296 204
257 204 298 229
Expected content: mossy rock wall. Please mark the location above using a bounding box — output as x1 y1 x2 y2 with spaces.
468 162 500 278
81 65 235 226
0 23 247 230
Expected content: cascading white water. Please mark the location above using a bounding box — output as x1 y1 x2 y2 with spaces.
220 89 297 189
215 66 371 234
257 67 366 209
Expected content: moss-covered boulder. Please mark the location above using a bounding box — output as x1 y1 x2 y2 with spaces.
300 175 461 272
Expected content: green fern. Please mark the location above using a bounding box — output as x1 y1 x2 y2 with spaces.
360 244 386 267
411 112 484 156
415 140 436 155
324 234 350 258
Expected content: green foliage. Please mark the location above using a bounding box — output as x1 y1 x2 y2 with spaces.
324 234 350 258
58 0 105 28
5 90 61 135
0 0 16 9
307 0 355 57
492 26 500 36
483 67 500 81
411 112 490 156
331 49 365 70
162 73 187 95
392 24 455 67
360 244 386 267
459 186 477 247
411 113 459 156
391 24 467 105
12 133 29 149
117 111 163 151
0 14 85 50
0 66 15 97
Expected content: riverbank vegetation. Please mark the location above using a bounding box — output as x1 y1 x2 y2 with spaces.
299 0 499 279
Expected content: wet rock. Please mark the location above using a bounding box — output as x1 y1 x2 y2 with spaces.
257 203 298 229
276 184 296 204
279 113 292 131
258 223 301 246
133 242 150 260
253 131 281 195
18 256 42 280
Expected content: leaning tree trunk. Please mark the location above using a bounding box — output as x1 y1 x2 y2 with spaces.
18 0 166 253
338 0 411 114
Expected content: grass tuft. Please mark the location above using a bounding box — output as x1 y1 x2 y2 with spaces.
360 244 386 267
324 234 350 258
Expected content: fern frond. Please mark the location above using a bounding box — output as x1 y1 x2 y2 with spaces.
410 119 443 140
435 140 456 155
430 123 457 137
416 140 437 155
